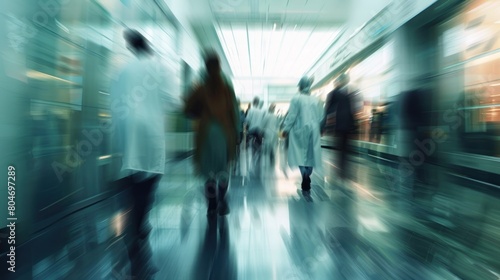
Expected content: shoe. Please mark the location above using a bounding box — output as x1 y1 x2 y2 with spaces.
218 200 230 216
207 199 218 216
301 175 311 191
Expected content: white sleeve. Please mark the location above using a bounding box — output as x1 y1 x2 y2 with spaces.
283 97 299 132
159 66 182 113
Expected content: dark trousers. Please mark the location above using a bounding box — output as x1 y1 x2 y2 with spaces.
337 130 350 179
299 166 313 178
120 173 161 277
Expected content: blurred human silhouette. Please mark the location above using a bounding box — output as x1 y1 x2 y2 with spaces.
110 29 177 279
245 96 267 148
396 75 432 211
245 96 267 175
321 73 357 181
264 103 279 166
282 76 323 192
184 50 240 216
370 108 381 142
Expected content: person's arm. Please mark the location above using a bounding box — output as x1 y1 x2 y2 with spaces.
183 84 203 119
320 91 336 133
159 69 182 113
282 97 299 137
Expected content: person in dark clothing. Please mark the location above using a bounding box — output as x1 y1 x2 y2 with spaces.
184 50 240 216
370 108 381 142
321 73 357 180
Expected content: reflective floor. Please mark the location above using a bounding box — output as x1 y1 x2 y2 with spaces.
14 145 500 280
126 146 461 280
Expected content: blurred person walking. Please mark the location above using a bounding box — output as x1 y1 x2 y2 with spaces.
245 96 267 148
321 73 357 181
395 75 432 211
245 96 267 174
282 76 323 192
264 103 279 166
184 50 240 216
110 29 178 279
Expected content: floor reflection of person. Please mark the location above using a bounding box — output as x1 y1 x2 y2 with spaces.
190 217 237 280
369 108 381 143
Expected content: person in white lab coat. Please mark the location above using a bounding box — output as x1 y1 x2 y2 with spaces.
245 96 267 146
110 29 178 279
282 76 323 192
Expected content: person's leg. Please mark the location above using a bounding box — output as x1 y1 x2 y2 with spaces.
305 166 312 188
134 174 161 238
202 121 228 215
306 166 313 177
129 173 161 277
123 175 148 278
339 131 349 179
120 175 138 252
217 170 230 215
299 166 311 191
205 175 218 215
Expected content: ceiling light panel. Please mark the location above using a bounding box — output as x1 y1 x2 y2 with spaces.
232 26 251 76
248 24 263 76
216 22 341 81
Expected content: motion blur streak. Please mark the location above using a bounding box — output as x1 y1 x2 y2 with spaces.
0 0 499 280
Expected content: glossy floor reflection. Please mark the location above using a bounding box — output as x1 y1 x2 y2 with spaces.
142 147 459 280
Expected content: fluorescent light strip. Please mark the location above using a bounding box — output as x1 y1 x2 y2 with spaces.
217 25 342 82
26 70 79 85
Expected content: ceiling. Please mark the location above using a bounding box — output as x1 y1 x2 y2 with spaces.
209 0 350 24
183 0 389 100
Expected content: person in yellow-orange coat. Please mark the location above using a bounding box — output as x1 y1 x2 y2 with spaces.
184 50 240 216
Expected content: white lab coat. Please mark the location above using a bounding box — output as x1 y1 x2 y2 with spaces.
282 92 323 168
110 56 178 180
246 107 267 131
264 112 279 153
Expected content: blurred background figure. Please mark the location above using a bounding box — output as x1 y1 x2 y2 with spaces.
264 103 279 167
245 96 267 174
370 108 381 143
321 73 357 181
246 97 266 144
282 76 323 192
395 75 433 211
184 50 240 216
233 98 246 175
110 29 173 279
